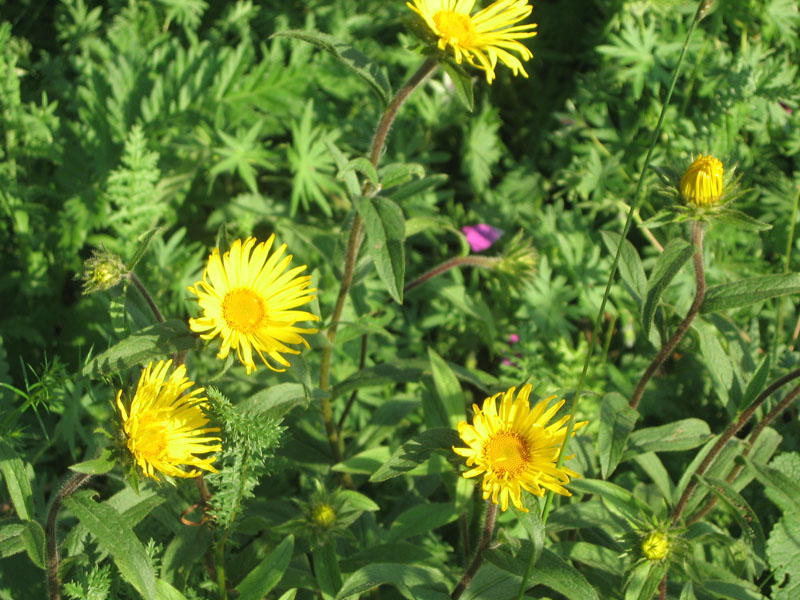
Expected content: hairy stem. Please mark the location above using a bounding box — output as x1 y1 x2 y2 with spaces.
540 0 706 525
46 473 91 600
687 370 800 524
451 502 498 600
673 368 800 524
318 58 439 464
630 221 706 410
127 272 165 324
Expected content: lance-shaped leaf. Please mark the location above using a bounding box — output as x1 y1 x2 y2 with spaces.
356 196 406 304
642 238 695 335
64 490 157 600
597 392 638 478
236 535 294 600
0 440 35 521
701 273 800 314
271 30 391 105
370 429 461 482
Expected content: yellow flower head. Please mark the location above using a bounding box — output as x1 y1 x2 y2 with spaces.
641 530 670 561
188 236 319 374
453 383 587 512
407 0 537 84
116 360 221 481
680 155 724 207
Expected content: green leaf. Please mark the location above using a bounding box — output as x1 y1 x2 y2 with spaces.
486 546 599 600
552 541 625 577
766 513 800 600
341 157 379 190
325 138 361 200
380 163 425 190
313 541 342 600
713 208 772 232
623 418 712 458
126 227 162 271
442 61 474 112
63 490 157 600
277 591 298 600
642 238 695 335
331 360 427 400
701 273 800 314
632 452 675 503
569 479 655 523
0 522 25 560
699 580 767 600
356 196 406 303
81 320 199 377
387 502 459 542
0 440 35 520
600 231 647 308
427 348 464 429
69 448 117 475
240 382 325 420
625 561 667 600
597 392 638 478
740 354 771 412
370 428 461 482
513 505 544 569
156 579 189 600
336 564 450 600
271 30 391 105
737 455 800 516
333 446 391 475
695 476 765 560
235 535 294 600
20 519 45 569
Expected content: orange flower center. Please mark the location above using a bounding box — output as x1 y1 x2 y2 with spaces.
484 432 529 475
223 288 265 333
433 10 477 47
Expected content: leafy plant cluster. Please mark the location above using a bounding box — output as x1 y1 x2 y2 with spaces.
1 0 800 599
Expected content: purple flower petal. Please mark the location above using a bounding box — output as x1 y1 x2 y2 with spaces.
509 333 520 344
462 224 504 253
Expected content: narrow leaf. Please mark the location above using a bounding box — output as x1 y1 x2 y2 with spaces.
0 440 35 521
740 355 771 412
737 455 800 516
313 541 342 600
597 392 638 478
20 519 45 569
342 157 379 190
271 30 391 105
81 320 199 377
642 238 695 335
600 231 647 308
126 227 162 270
356 196 406 303
442 61 474 112
70 448 117 475
236 535 294 600
336 563 450 600
428 348 464 429
702 273 800 314
624 418 712 457
63 490 157 600
370 429 461 482
387 503 459 542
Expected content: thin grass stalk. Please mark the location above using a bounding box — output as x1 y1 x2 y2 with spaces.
774 184 800 357
629 220 706 411
538 0 707 527
317 58 439 464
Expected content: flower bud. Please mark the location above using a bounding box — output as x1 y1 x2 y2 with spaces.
680 155 724 207
81 248 127 294
311 503 337 529
641 530 670 561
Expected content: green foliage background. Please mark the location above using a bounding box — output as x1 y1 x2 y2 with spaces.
1 0 799 599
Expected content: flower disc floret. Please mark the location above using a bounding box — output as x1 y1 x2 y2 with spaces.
453 383 587 512
641 530 670 561
407 0 537 84
188 236 319 374
117 360 221 481
680 155 724 207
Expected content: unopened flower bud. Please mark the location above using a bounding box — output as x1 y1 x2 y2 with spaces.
641 530 670 561
81 248 127 294
680 155 724 207
311 503 337 529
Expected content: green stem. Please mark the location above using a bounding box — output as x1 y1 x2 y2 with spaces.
539 0 706 527
215 542 227 600
46 473 92 600
317 58 439 463
629 221 705 410
451 501 498 600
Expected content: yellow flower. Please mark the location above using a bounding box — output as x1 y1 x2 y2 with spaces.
312 503 337 529
641 530 670 561
188 236 319 374
680 155 724 207
407 0 537 84
117 360 221 481
453 383 587 512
